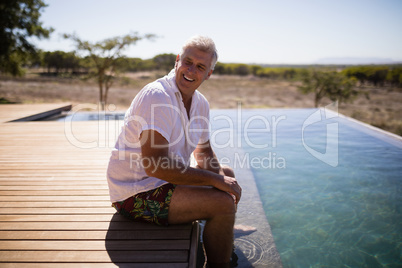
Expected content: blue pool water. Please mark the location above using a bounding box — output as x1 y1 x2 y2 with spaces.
209 109 401 267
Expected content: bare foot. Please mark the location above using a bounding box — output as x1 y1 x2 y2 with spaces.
234 224 257 234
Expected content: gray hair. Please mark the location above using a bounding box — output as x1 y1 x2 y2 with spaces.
180 35 218 70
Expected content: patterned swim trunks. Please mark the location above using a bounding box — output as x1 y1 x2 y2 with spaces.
112 183 176 226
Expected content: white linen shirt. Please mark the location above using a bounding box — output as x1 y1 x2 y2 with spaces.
107 69 210 203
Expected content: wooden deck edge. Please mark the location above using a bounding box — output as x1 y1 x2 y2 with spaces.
188 220 200 268
8 104 72 122
0 263 188 268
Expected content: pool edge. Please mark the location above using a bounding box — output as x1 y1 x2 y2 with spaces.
216 146 283 268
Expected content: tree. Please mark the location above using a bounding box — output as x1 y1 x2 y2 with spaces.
153 53 176 71
298 70 359 107
0 0 53 76
42 50 81 74
386 67 402 87
64 32 156 110
234 64 251 76
366 66 388 86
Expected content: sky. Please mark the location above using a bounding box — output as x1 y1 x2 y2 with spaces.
33 0 402 65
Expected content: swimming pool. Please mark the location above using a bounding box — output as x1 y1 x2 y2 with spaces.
58 107 401 267
209 108 401 267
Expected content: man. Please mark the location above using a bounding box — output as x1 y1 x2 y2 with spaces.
107 35 242 267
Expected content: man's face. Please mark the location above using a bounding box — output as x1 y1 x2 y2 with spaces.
175 47 213 97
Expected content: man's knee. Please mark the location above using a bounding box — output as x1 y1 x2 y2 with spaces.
215 191 237 215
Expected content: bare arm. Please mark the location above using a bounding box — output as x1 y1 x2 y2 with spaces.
140 129 241 203
193 140 224 175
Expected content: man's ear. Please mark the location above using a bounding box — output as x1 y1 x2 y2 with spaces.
205 69 213 80
175 54 180 68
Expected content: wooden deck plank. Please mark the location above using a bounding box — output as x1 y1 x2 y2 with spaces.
188 221 200 268
0 207 116 214
0 190 110 196
0 240 190 250
0 181 107 185
0 185 109 191
0 177 108 181
0 222 193 231
0 214 123 222
0 185 108 190
0 172 109 176
0 250 189 263
0 201 111 208
0 196 109 201
0 230 191 240
0 263 188 268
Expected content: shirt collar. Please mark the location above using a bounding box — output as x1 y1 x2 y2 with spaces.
165 69 200 110
165 69 180 94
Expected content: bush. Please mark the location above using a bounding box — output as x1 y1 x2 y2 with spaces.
342 66 402 87
256 67 299 80
298 69 359 107
386 67 402 87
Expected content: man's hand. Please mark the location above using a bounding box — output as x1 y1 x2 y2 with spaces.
194 141 241 203
217 175 242 204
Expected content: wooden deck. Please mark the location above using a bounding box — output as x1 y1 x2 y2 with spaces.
0 104 199 267
0 103 72 123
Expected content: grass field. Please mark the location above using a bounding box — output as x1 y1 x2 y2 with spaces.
1 70 401 136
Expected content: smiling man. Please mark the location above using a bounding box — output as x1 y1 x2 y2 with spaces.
107 36 242 267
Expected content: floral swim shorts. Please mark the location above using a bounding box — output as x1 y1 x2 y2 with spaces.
112 183 176 226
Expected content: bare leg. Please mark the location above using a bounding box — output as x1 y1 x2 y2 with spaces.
168 166 236 265
168 185 235 264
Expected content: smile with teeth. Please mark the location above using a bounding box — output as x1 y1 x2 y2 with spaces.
183 75 194 82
